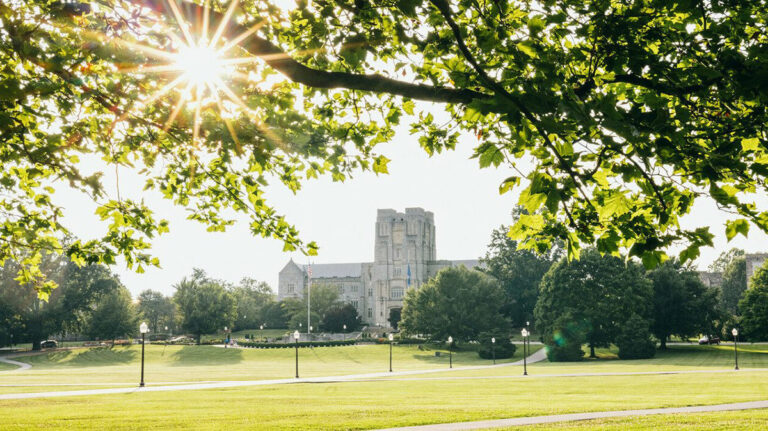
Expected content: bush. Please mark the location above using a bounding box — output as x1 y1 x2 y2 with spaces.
238 340 356 348
616 314 656 360
476 332 516 359
543 315 586 362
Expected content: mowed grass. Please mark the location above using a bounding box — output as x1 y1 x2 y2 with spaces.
437 344 768 379
505 409 768 430
1 368 768 430
0 343 535 393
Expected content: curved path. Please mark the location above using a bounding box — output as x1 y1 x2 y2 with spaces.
376 400 768 430
0 356 32 372
0 348 547 400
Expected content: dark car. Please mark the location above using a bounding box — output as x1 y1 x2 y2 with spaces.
40 340 58 349
698 336 720 345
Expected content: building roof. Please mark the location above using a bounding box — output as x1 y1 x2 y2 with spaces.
301 263 362 279
450 259 482 269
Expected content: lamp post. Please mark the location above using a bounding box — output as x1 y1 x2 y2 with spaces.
294 330 300 378
139 322 149 387
521 328 529 376
388 333 394 372
224 326 230 348
491 337 496 365
447 336 453 369
343 324 347 332
732 328 739 370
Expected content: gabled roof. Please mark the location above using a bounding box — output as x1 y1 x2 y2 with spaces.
301 263 363 279
279 259 304 274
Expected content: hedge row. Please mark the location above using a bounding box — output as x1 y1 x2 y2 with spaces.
237 339 357 349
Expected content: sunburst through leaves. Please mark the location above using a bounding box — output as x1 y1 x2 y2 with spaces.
121 0 266 149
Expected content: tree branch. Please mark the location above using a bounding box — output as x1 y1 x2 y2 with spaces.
133 0 489 105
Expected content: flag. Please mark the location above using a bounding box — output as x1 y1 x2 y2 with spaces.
407 264 411 288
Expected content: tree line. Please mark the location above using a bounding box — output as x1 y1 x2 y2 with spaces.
399 212 768 361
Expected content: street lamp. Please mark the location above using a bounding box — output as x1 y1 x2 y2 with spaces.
388 333 394 372
294 330 300 378
491 337 496 365
447 336 453 369
260 324 264 331
521 328 529 376
139 322 149 387
343 324 347 332
732 328 739 370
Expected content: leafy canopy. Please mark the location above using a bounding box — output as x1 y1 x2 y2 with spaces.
3 0 768 296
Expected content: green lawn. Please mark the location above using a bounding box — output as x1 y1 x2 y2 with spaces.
0 343 533 393
1 369 767 430
504 409 768 430
1 344 766 430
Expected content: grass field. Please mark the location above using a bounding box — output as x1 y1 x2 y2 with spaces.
504 410 768 430
1 344 766 430
0 343 535 393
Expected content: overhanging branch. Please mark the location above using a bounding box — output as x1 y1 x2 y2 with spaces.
132 0 489 105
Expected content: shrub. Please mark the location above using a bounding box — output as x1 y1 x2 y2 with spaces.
477 332 516 359
238 340 356 348
616 314 656 360
543 314 586 362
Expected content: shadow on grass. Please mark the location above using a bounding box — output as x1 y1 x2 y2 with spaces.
168 345 244 366
28 346 137 368
553 344 768 367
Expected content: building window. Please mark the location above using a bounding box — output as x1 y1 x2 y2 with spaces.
394 267 402 277
287 283 295 294
368 288 373 297
396 248 401 259
391 287 404 299
367 308 373 318
351 300 359 309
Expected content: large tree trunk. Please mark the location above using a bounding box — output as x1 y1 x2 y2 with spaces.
659 336 667 350
31 340 41 351
196 333 201 345
589 344 596 358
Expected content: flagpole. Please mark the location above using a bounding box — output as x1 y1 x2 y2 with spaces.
307 262 311 335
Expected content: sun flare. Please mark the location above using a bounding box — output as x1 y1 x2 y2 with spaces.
173 43 227 87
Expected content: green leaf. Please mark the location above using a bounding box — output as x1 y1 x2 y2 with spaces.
402 100 415 115
725 219 750 241
598 192 631 220
741 137 760 152
373 156 390 174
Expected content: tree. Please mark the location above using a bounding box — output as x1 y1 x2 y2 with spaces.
542 313 587 362
137 290 176 334
535 249 653 358
173 270 236 344
710 248 748 315
230 278 275 330
388 308 401 330
400 266 509 342
87 287 138 344
0 252 121 350
283 283 343 330
5 1 768 298
615 314 656 360
481 211 561 327
647 261 720 349
260 301 290 329
738 262 768 341
320 304 362 333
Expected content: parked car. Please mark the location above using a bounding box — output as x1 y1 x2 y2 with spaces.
698 336 721 345
40 340 58 348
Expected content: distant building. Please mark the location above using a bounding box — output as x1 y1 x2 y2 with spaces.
746 253 768 286
278 208 480 327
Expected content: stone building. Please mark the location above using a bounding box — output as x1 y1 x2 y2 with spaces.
746 253 768 286
278 208 480 327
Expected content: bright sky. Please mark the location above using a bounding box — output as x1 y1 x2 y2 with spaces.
57 111 768 298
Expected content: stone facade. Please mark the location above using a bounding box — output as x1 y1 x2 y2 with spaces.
277 208 480 327
746 253 768 286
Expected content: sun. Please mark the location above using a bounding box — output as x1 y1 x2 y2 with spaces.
115 0 268 149
173 43 226 87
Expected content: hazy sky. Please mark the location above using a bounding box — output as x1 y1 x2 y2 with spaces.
56 111 768 298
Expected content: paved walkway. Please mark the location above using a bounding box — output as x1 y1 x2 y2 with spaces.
376 400 768 430
0 348 547 400
0 356 32 372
